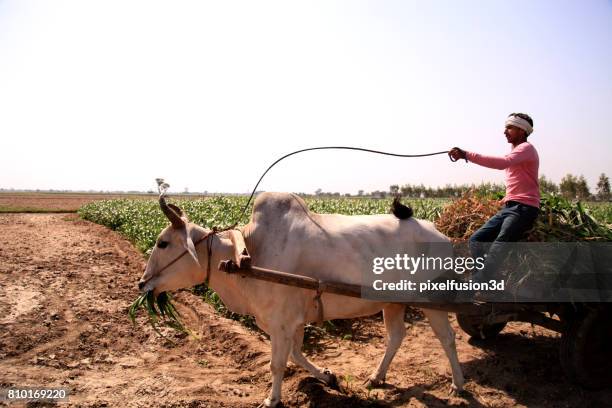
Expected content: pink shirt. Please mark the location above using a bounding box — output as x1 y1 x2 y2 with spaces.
466 142 540 208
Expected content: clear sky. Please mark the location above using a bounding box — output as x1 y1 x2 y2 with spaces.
1 0 611 194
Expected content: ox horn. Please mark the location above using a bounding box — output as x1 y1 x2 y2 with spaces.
159 194 185 228
156 178 185 228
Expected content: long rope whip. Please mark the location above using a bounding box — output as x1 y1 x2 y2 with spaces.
232 146 452 226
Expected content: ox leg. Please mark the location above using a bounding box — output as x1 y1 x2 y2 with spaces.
366 303 406 387
263 330 292 407
289 325 337 385
422 309 465 395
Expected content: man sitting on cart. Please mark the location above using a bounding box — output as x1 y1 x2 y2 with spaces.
449 113 540 287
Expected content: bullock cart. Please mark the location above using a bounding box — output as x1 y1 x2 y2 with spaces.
218 259 612 390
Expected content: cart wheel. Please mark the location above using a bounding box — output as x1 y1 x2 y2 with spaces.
560 308 612 390
456 313 507 340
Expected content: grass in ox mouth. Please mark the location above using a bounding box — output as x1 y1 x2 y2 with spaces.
128 291 192 339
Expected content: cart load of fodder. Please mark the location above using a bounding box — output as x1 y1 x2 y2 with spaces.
435 191 612 242
434 191 502 241
436 192 612 300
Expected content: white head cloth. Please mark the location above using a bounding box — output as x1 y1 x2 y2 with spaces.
505 115 533 136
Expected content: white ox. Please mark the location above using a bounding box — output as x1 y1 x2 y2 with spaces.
139 192 464 407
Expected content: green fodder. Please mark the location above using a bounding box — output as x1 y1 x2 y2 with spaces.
128 291 190 336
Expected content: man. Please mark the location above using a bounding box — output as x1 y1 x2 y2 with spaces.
449 113 540 284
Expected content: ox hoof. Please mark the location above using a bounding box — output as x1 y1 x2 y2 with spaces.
364 376 385 388
448 383 464 397
323 369 339 390
259 397 280 408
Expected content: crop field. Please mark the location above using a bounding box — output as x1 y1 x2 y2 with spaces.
77 196 448 253
586 201 612 225
77 195 611 253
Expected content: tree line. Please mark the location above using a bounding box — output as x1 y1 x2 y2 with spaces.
539 173 609 200
313 173 610 200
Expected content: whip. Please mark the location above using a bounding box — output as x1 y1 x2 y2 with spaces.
233 146 455 226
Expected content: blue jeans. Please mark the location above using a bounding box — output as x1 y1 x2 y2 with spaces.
469 201 539 282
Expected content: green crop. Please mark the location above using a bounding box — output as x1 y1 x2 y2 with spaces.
533 195 612 241
584 201 612 225
78 196 450 253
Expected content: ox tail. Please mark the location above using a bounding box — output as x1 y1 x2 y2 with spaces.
391 196 413 220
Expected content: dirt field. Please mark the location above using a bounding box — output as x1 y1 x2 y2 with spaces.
0 213 610 407
0 193 157 212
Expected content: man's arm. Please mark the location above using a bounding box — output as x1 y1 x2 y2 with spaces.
465 144 533 170
450 144 534 170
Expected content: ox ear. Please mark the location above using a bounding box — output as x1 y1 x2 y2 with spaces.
168 203 189 221
185 229 200 267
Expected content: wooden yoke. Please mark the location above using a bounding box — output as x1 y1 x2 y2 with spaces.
226 229 251 268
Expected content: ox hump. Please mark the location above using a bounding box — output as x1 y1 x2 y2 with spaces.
251 192 310 220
